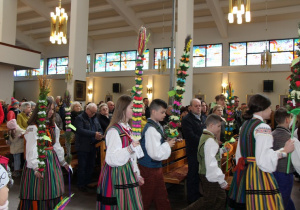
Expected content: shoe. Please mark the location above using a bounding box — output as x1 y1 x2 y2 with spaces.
78 186 88 192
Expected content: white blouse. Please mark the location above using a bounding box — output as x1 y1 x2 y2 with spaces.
105 123 140 176
203 129 227 185
24 124 65 169
235 114 278 173
145 126 171 161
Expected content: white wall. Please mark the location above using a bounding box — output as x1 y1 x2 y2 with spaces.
14 79 67 102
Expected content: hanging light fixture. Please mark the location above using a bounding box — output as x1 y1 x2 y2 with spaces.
228 0 251 24
261 0 272 70
261 49 272 69
50 0 68 45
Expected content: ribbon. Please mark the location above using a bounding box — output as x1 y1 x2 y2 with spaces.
54 170 74 210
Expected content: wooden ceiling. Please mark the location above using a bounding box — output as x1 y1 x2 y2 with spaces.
16 0 300 49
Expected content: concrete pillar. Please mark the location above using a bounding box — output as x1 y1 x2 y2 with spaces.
0 0 17 45
176 0 194 106
67 0 89 102
0 0 17 103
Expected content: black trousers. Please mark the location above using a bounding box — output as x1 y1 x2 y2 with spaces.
77 149 96 187
187 155 201 203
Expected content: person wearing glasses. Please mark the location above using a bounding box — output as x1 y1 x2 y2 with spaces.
75 103 104 192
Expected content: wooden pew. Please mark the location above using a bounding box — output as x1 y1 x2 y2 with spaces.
162 139 188 185
0 123 10 157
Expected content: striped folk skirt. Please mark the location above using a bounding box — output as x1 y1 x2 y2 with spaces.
18 149 64 210
228 157 284 210
96 161 143 210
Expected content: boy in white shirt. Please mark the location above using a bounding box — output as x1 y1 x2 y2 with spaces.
138 99 176 210
197 114 228 210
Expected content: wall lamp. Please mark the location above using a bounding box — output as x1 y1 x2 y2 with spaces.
88 86 93 97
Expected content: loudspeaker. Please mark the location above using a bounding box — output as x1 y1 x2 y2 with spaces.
263 80 273 92
113 83 121 93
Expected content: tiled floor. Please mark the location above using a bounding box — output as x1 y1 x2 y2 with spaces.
8 175 300 210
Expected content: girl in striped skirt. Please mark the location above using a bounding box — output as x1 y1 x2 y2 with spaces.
97 95 144 210
18 97 69 210
228 94 294 210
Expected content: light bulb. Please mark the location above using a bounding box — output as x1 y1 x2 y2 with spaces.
56 7 60 16
237 17 242 24
245 11 251 22
228 13 234 23
241 4 245 14
233 6 238 14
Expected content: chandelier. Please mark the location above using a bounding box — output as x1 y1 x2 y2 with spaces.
50 0 68 44
228 0 251 24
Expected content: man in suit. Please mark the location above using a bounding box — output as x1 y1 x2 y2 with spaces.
182 98 206 204
75 103 104 192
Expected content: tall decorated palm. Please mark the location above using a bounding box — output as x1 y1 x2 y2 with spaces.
286 23 300 173
166 36 192 138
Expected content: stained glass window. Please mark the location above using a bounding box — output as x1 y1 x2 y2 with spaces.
207 44 222 67
106 61 120 72
142 49 149 70
272 52 293 64
121 51 136 71
270 39 293 52
154 48 169 69
47 57 68 74
95 53 106 72
86 55 90 72
95 50 148 72
193 44 222 67
48 58 57 75
294 39 300 58
247 54 261 65
230 43 246 66
230 38 299 66
247 41 268 53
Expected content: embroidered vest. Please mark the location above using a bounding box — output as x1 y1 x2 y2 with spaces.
110 124 132 148
198 130 220 175
139 119 165 168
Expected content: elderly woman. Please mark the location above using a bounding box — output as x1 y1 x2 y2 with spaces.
17 102 31 130
212 105 226 143
28 101 36 112
97 103 110 133
71 101 83 126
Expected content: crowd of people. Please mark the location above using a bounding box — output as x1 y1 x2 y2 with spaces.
0 93 299 209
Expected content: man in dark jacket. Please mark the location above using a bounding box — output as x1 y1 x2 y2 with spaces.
182 98 206 204
75 103 104 192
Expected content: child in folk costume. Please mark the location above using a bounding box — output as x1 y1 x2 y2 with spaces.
272 108 297 210
228 94 294 210
18 97 69 210
185 114 229 210
0 156 14 210
139 99 176 210
97 95 144 209
6 119 25 177
0 164 10 210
